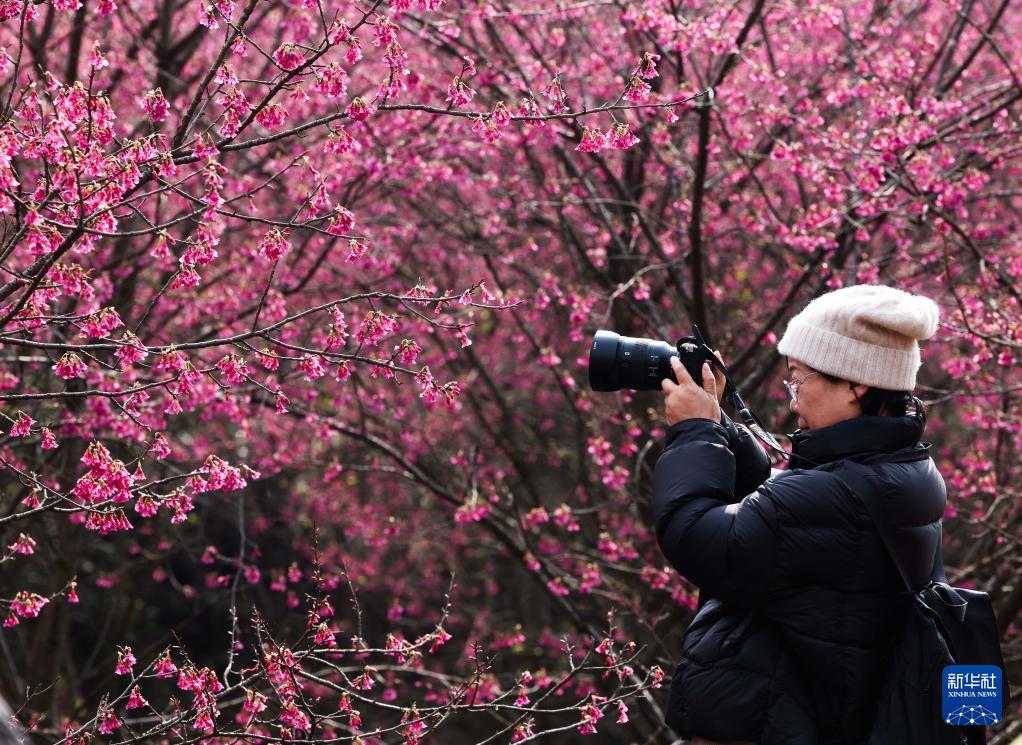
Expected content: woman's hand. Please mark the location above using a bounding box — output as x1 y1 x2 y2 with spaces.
662 356 722 426
710 349 727 404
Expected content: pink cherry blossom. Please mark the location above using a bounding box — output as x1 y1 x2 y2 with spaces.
11 591 48 619
9 411 33 437
255 104 287 129
153 650 177 678
446 76 475 107
7 534 35 555
193 707 216 732
511 719 535 742
315 64 348 98
279 699 311 732
125 686 148 710
216 353 249 384
300 354 326 380
346 96 375 121
623 76 651 103
346 239 367 263
53 353 86 380
577 696 606 735
115 646 136 675
141 89 168 121
514 685 529 706
355 310 396 346
394 339 421 365
97 707 120 735
345 36 362 64
576 126 606 153
258 229 290 261
352 667 375 690
273 42 305 71
607 122 639 149
327 206 355 235
616 700 629 723
635 51 659 79
244 688 268 713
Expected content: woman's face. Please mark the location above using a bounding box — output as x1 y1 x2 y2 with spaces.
786 358 867 432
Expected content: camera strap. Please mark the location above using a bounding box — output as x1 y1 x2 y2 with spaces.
707 355 790 459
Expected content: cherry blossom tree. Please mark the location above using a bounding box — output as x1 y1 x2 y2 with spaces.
0 0 1020 742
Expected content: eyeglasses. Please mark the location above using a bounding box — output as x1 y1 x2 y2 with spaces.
782 371 820 403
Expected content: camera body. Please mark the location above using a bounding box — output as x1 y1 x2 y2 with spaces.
588 326 714 392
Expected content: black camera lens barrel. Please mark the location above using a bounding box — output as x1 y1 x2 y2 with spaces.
588 330 680 392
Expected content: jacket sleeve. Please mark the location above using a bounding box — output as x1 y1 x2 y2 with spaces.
652 418 781 609
663 411 771 499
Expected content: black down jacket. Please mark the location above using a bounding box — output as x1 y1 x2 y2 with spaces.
652 411 945 745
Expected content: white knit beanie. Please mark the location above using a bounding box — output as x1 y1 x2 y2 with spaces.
776 285 940 391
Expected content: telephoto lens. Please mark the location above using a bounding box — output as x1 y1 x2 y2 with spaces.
588 330 679 392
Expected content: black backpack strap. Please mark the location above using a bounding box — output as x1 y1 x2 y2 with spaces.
830 461 920 594
930 523 949 584
834 462 967 624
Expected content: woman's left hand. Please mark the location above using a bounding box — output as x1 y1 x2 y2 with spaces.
662 356 722 426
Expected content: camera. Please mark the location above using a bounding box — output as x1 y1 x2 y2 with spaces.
588 325 714 392
588 325 788 457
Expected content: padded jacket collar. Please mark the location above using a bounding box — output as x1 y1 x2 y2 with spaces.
788 414 927 470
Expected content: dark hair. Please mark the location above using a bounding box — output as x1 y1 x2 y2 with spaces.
815 370 927 421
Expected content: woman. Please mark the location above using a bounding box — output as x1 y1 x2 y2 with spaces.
653 285 943 745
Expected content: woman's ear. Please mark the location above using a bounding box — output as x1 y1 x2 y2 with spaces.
849 383 869 405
